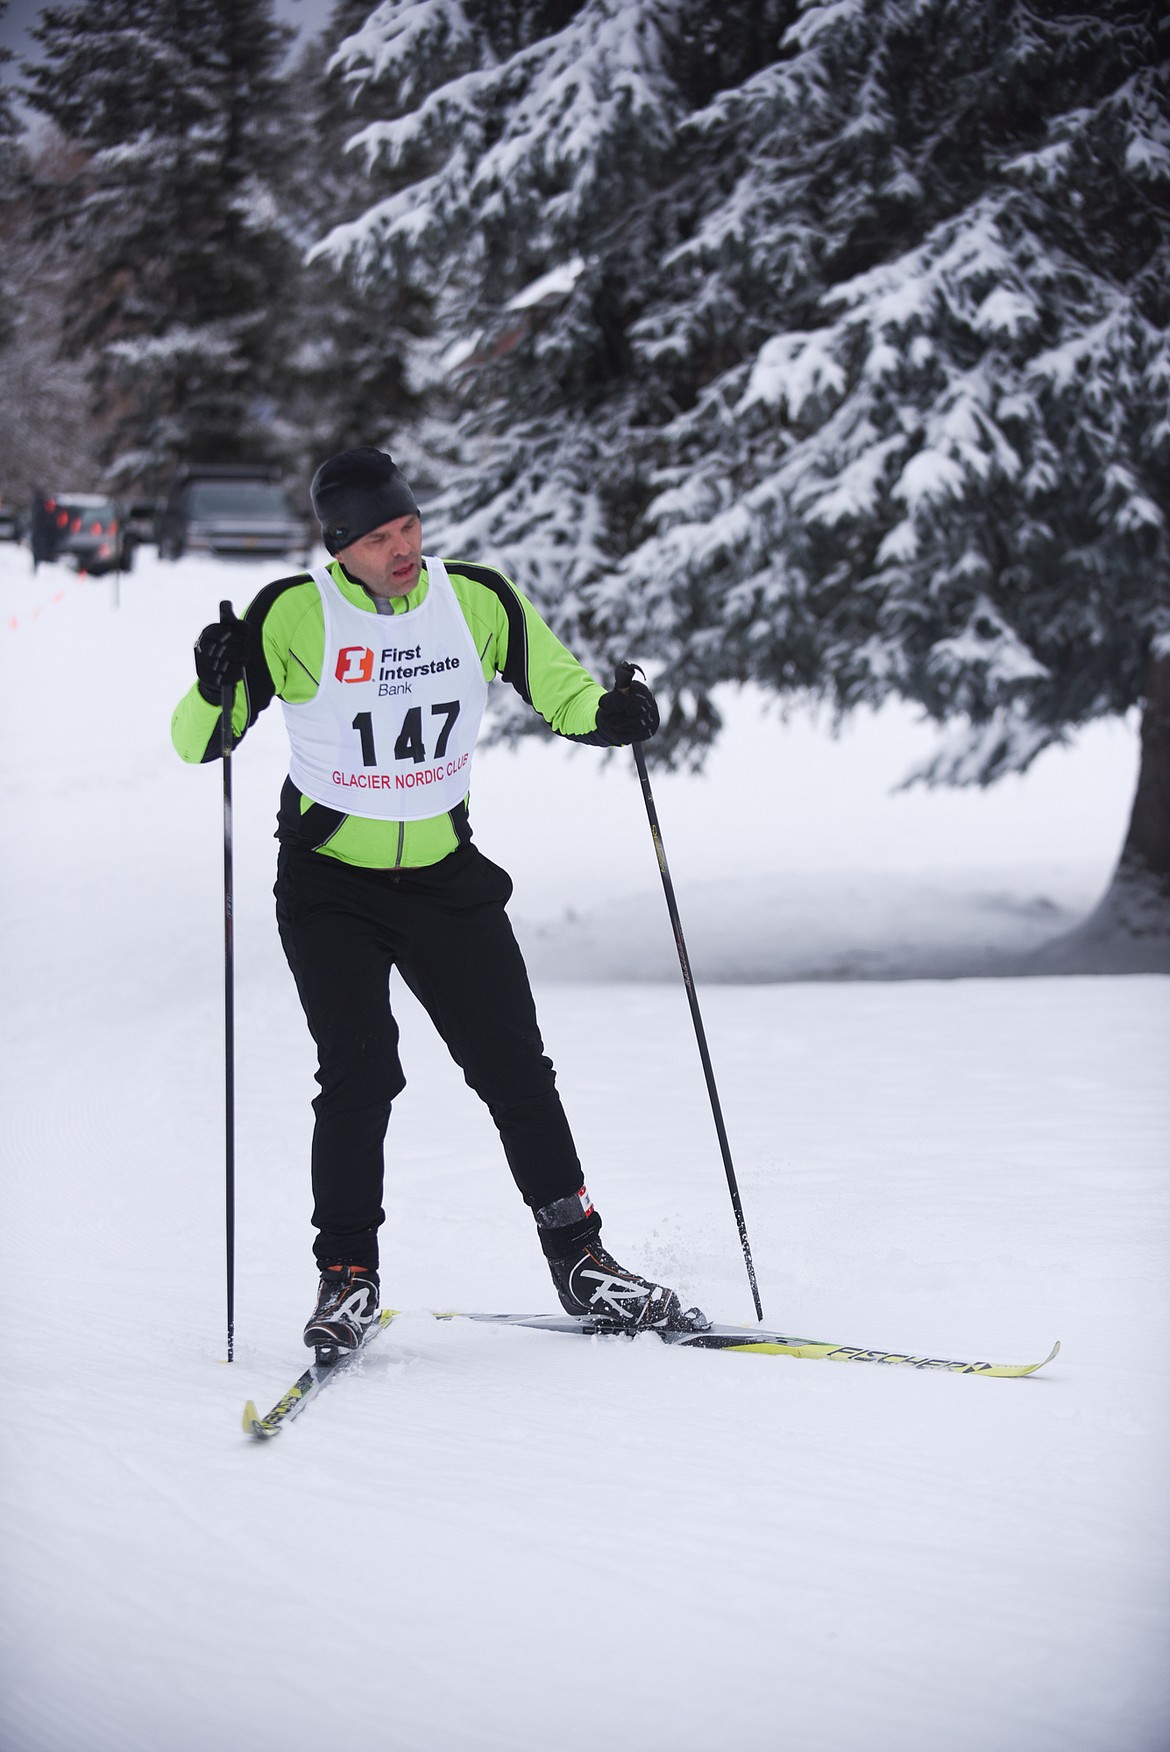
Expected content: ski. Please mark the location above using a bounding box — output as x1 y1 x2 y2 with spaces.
244 1310 1058 1435
242 1308 397 1440
448 1312 1060 1376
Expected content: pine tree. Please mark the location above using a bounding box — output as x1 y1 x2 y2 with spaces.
313 0 731 613
619 0 1170 957
0 113 106 502
0 23 18 363
266 0 429 490
21 0 300 492
319 0 1170 959
616 1 1162 767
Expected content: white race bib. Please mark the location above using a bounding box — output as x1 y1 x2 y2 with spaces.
284 558 489 820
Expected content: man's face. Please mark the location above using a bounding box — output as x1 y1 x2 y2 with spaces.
338 513 423 598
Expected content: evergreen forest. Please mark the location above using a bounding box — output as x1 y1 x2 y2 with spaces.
1 0 1166 956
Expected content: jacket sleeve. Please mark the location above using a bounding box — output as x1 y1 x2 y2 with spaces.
451 561 604 738
170 575 309 763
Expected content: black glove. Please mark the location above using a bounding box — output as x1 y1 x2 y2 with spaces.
194 607 263 702
592 676 660 746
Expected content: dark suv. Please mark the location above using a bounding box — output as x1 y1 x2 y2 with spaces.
158 465 311 562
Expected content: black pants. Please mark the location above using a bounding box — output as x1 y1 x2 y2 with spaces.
274 843 584 1270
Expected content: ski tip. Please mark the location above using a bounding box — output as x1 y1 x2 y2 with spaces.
1008 1339 1061 1376
242 1399 279 1440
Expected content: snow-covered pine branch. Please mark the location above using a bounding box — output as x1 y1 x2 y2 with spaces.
316 0 1168 947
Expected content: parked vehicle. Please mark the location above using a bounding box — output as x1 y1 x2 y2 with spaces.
0 498 21 542
157 465 311 561
124 499 159 545
30 492 130 575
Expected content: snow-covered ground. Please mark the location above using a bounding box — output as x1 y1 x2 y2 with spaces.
1 545 1167 1752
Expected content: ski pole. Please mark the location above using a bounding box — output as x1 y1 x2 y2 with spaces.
615 662 764 1321
220 600 236 1362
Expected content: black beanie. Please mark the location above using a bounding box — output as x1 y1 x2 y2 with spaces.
310 446 420 554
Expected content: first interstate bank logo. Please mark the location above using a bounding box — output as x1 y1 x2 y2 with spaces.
335 643 461 695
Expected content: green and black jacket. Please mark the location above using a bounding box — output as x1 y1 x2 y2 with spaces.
171 557 606 870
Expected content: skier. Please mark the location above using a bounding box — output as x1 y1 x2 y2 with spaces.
172 446 708 1357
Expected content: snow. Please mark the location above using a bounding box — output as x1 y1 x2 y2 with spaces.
329 0 478 94
1 543 1167 1752
804 434 903 526
974 285 1038 339
894 445 967 510
505 255 586 313
741 329 847 421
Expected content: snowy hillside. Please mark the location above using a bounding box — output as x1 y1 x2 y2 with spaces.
1 546 1167 1752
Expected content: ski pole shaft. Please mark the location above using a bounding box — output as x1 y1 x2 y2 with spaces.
220 599 236 1362
615 664 763 1321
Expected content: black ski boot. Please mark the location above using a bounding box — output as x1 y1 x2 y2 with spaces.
547 1237 709 1333
303 1264 380 1361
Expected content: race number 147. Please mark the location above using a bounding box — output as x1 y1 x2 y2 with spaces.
351 702 460 767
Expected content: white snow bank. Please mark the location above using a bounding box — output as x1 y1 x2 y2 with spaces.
1 541 1167 1751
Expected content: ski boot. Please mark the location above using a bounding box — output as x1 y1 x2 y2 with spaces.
303 1264 380 1363
547 1237 709 1333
